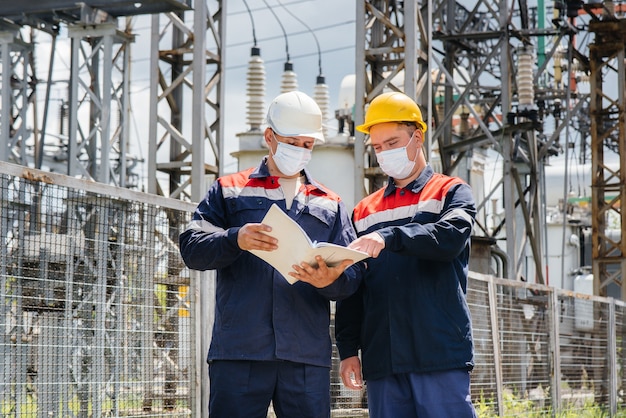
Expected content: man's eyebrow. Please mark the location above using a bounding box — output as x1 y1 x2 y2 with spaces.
383 134 402 142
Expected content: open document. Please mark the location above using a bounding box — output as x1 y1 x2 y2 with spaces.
249 204 369 284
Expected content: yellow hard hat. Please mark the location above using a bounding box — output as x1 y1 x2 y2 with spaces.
356 91 428 134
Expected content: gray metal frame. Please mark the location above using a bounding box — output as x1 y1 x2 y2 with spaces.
0 22 32 165
356 0 625 293
66 22 133 185
146 1 225 201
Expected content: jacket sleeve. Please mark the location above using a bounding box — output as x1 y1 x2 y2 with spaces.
178 180 243 271
316 201 364 301
334 282 363 360
377 183 476 261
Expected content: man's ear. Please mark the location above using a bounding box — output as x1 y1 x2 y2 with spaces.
263 128 273 148
415 128 424 145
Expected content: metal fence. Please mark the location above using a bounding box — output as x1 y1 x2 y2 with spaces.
0 162 624 417
467 272 625 417
331 273 625 417
0 162 197 417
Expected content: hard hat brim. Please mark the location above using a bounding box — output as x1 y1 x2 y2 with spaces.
270 125 325 143
356 118 428 134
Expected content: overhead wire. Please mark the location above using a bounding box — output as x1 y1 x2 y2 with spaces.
275 0 322 77
227 20 354 49
242 0 258 47
261 0 290 62
230 0 313 15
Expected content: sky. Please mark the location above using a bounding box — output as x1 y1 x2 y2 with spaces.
220 0 357 171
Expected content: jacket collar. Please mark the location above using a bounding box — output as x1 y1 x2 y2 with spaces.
250 156 329 195
383 164 434 197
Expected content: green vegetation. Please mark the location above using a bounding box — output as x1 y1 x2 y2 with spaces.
475 389 626 417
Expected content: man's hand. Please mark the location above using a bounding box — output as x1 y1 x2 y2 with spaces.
289 256 353 288
237 223 278 251
348 232 385 258
340 356 364 390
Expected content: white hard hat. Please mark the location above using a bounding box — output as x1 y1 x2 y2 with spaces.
266 91 325 143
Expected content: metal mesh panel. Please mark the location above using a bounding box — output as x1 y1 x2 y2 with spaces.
0 174 193 417
582 301 611 406
497 284 552 410
329 302 367 414
618 303 626 411
466 276 498 408
558 292 610 413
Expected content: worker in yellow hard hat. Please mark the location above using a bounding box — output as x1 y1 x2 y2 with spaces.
356 92 428 186
336 91 479 418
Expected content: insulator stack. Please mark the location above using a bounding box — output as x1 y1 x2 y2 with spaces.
313 76 330 139
280 61 298 93
246 47 266 131
517 46 535 110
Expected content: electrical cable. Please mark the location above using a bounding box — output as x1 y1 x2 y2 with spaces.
261 0 290 62
242 0 258 47
275 0 322 77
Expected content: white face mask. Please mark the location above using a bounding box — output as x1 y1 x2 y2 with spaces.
375 132 418 180
271 137 312 176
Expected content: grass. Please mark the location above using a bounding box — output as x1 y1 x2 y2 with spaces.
475 388 626 417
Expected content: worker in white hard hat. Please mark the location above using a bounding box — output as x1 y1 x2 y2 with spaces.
180 90 364 418
335 91 478 418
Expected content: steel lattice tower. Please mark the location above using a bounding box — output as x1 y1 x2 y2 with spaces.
357 0 624 295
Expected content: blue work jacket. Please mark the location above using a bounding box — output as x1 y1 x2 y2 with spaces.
335 165 476 380
179 158 362 368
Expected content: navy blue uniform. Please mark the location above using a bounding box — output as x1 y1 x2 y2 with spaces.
335 165 476 417
180 158 362 417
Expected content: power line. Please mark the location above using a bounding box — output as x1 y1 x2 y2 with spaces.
229 0 313 16
276 0 322 76
242 0 258 47
261 0 290 62
226 44 354 71
227 20 354 49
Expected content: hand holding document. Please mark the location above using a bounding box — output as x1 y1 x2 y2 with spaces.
249 204 369 284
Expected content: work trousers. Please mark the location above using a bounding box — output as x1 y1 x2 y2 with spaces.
209 359 331 418
366 369 477 418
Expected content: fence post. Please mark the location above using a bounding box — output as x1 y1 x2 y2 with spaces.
487 278 504 416
193 270 215 418
608 298 617 416
549 289 561 414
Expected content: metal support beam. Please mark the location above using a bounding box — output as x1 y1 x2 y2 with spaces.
428 0 565 283
356 0 428 197
588 18 626 297
147 1 225 201
0 23 32 165
67 22 134 185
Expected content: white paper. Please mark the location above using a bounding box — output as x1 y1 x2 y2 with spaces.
249 204 369 284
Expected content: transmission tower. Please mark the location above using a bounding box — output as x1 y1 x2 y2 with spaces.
587 4 626 298
357 0 623 294
146 1 226 202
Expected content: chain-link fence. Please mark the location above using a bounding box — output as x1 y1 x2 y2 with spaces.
0 162 196 417
0 162 624 417
467 272 625 417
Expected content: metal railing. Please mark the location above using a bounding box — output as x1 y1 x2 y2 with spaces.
0 162 196 417
467 272 624 416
